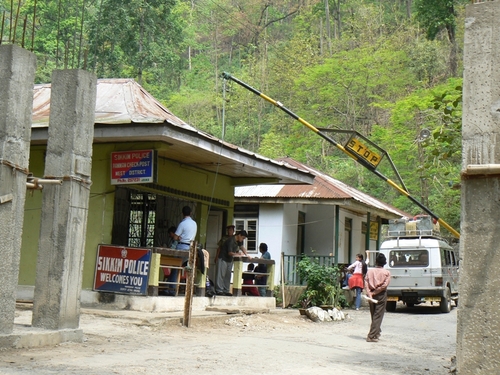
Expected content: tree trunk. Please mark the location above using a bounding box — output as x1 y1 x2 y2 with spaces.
325 0 332 54
447 25 458 77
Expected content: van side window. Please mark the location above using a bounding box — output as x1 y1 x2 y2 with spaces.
448 250 458 266
441 249 447 266
442 250 454 266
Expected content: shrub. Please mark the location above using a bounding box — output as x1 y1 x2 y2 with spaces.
296 256 346 308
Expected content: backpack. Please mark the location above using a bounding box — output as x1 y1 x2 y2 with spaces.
205 278 216 297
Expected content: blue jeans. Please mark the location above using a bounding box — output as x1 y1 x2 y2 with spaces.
344 273 352 287
258 286 266 297
166 244 189 295
354 287 362 309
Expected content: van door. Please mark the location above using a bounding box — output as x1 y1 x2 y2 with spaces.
441 248 459 295
386 248 432 290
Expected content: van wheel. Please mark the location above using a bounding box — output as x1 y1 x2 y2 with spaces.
440 287 452 313
386 301 397 312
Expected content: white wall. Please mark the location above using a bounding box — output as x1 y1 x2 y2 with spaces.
252 202 379 285
255 204 284 286
303 204 335 256
281 203 300 256
257 204 284 262
349 213 365 261
341 211 376 264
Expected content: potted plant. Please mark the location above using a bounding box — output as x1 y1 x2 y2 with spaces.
298 289 316 315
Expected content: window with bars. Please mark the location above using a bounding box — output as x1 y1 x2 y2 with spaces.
235 219 258 254
128 192 156 248
112 187 197 248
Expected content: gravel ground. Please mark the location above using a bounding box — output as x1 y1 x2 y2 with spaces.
0 301 456 375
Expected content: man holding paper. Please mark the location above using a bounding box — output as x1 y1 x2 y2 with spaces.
365 253 391 343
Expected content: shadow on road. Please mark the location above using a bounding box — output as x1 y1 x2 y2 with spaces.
387 301 457 315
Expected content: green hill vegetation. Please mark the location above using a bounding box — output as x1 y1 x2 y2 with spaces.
1 0 467 230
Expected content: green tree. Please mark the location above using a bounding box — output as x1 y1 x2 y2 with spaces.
86 0 188 94
368 78 462 230
413 0 468 76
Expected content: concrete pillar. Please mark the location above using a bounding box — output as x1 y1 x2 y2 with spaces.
458 2 500 373
32 70 97 330
0 45 37 334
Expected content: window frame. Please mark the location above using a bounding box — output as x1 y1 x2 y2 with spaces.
234 219 258 254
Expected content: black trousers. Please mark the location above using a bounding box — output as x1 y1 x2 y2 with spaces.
368 291 387 339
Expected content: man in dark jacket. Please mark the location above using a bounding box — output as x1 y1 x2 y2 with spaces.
215 230 247 296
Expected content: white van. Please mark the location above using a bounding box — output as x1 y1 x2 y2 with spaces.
371 216 459 313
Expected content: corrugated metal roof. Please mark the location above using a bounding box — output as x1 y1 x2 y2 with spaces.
30 79 313 185
33 78 191 127
235 157 410 218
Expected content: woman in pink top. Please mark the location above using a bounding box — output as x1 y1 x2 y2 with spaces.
347 254 367 310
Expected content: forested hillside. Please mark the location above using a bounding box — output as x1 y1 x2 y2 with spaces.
1 0 467 230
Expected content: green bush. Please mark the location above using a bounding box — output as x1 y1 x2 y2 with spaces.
296 256 346 308
273 285 283 307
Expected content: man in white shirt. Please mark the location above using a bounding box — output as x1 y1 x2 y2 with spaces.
165 206 197 295
173 206 197 250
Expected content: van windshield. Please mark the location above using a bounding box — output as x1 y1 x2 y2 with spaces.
389 249 429 267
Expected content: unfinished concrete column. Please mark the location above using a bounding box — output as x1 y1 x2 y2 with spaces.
32 70 97 330
0 45 37 335
458 2 500 373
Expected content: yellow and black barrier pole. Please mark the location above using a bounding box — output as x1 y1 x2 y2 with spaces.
222 72 460 239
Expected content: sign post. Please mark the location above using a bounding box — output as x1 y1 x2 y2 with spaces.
111 149 157 185
94 245 151 295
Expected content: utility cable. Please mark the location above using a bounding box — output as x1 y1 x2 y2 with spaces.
205 77 229 225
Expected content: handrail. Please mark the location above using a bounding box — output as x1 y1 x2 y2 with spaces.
282 254 336 285
233 258 275 297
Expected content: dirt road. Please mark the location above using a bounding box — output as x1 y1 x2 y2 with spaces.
0 302 456 375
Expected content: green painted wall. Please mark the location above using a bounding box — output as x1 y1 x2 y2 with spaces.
18 146 44 286
20 142 234 290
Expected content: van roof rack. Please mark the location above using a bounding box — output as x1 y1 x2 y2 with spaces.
387 229 440 238
386 216 443 240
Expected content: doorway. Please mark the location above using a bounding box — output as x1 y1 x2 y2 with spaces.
206 210 224 282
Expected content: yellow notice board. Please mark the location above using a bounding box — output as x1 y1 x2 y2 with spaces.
346 136 382 168
362 221 379 241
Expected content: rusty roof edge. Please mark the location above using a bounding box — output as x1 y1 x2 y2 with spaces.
234 195 403 217
79 123 314 183
31 79 312 181
238 157 411 218
157 121 311 178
